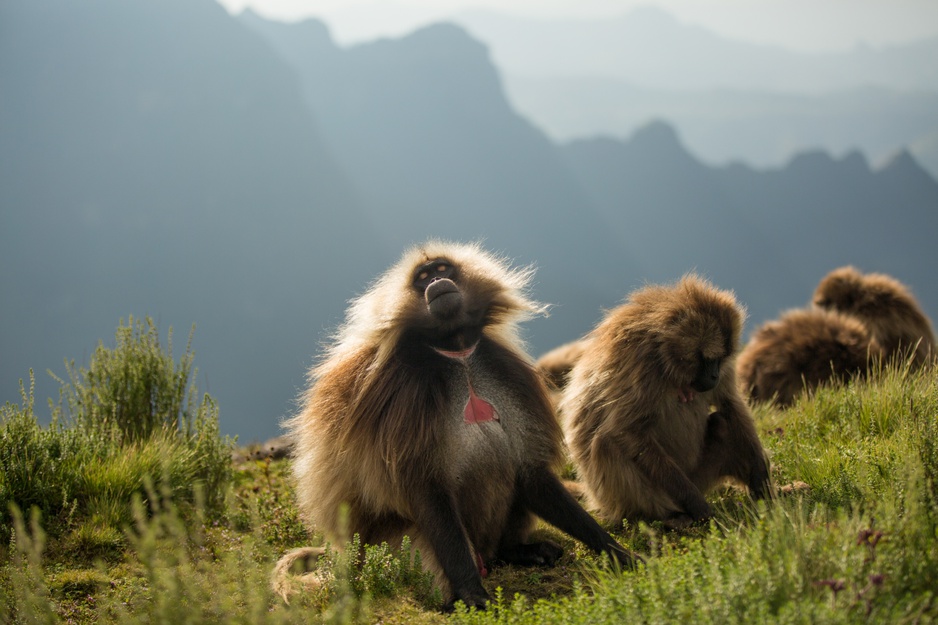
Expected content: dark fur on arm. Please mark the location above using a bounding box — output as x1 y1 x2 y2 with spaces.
710 389 771 498
518 466 642 568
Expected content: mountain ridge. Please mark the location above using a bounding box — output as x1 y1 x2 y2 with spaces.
1 3 935 442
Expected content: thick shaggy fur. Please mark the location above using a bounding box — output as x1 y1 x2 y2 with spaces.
813 266 935 367
276 241 636 609
536 339 589 390
736 308 881 406
560 275 770 526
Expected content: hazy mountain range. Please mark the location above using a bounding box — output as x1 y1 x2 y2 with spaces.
2 0 936 441
453 7 938 180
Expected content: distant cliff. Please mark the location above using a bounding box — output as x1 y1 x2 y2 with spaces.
2 1 936 441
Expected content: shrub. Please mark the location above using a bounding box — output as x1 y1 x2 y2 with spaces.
0 316 232 539
0 376 89 536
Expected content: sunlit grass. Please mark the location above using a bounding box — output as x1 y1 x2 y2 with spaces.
2 334 937 623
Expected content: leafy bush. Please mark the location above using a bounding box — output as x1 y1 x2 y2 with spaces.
0 378 89 536
0 316 232 538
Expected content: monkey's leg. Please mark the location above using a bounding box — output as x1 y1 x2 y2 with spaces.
517 466 643 569
408 477 490 611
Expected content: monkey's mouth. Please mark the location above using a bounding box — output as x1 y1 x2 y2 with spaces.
433 342 478 360
677 387 696 403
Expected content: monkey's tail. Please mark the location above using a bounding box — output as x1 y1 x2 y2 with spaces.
271 546 329 603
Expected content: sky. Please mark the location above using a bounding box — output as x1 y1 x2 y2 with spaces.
215 0 938 52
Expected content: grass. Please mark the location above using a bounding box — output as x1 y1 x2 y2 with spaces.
1 322 937 624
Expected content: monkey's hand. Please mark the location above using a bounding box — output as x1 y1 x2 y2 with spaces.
680 492 713 522
747 454 772 501
603 540 645 570
495 540 564 567
445 585 491 612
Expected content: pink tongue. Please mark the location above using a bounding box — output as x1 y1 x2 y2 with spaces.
464 384 498 424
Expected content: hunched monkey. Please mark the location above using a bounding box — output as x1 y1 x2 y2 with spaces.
736 308 881 406
560 275 770 528
813 266 935 368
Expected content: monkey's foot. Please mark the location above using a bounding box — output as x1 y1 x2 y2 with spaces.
494 540 564 567
662 513 695 531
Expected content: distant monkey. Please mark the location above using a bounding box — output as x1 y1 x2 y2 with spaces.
536 339 589 390
560 275 770 527
274 241 638 610
813 266 935 367
736 308 881 406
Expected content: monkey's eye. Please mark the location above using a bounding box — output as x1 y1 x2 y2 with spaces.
413 259 457 290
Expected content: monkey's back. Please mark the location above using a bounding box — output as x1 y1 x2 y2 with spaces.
536 339 590 390
814 267 935 367
736 308 877 406
562 342 711 521
857 276 935 366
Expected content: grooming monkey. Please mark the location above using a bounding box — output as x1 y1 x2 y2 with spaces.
274 241 638 610
560 275 770 527
736 308 881 406
813 266 935 368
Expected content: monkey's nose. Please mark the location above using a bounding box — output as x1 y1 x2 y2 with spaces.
426 278 462 318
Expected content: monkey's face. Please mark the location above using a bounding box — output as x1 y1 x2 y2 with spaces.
409 258 486 357
671 343 726 395
662 314 736 395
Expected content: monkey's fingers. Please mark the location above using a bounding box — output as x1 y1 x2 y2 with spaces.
681 494 713 522
444 587 491 613
605 541 645 570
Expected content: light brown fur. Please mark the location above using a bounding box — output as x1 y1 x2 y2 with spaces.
276 241 637 609
736 308 882 406
560 275 770 526
536 339 590 390
813 266 935 368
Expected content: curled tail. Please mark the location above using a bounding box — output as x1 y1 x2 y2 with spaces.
271 546 329 603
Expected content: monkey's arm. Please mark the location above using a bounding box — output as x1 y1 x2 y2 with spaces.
406 476 490 610
518 466 642 568
713 393 772 499
621 429 713 521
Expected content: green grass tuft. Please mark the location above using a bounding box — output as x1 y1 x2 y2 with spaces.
0 317 232 542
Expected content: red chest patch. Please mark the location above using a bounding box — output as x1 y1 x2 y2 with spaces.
464 382 498 424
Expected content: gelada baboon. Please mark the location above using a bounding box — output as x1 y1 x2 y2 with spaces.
560 275 770 528
536 338 589 390
813 266 935 367
274 241 638 610
736 308 882 406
